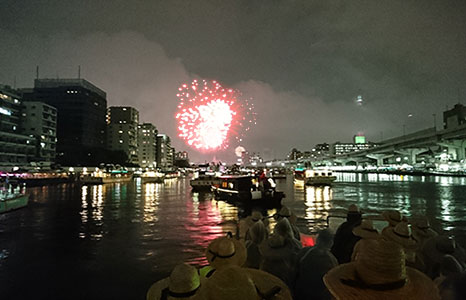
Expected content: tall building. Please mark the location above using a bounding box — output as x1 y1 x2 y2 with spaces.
443 104 466 129
137 123 158 168
156 134 171 170
107 106 139 165
21 79 107 165
0 85 36 166
21 102 57 162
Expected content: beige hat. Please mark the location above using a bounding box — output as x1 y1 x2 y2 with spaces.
411 217 438 241
194 266 292 300
353 219 380 239
147 263 201 300
382 222 417 249
323 239 440 300
274 206 298 225
205 233 246 269
382 210 404 227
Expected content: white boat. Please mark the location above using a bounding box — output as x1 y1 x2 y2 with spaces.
304 169 336 186
0 179 29 213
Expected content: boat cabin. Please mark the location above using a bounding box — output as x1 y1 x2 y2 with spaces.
218 175 254 192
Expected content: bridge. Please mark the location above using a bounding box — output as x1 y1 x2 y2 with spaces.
299 124 466 167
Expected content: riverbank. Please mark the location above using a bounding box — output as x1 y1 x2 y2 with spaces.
333 168 466 177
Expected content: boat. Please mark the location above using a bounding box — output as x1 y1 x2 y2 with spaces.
141 171 165 184
190 171 221 192
304 169 336 186
0 180 29 213
270 168 288 180
211 175 284 207
79 169 133 184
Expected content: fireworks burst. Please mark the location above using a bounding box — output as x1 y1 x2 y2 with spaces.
175 80 256 151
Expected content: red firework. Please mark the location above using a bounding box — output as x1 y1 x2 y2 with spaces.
175 80 256 151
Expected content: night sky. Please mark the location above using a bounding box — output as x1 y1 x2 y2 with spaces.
1 1 465 162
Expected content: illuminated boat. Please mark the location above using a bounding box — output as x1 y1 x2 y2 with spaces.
141 171 165 184
190 171 221 192
211 175 284 207
305 169 336 186
0 181 29 213
80 169 133 184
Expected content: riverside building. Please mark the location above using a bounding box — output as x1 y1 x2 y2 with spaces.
20 101 57 163
107 106 139 165
21 79 107 165
137 123 158 168
156 134 173 170
0 85 36 166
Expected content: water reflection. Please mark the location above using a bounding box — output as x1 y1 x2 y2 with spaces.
79 184 105 240
2 175 466 299
303 186 332 231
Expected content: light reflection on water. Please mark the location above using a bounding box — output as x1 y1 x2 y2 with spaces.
1 174 466 299
281 173 466 246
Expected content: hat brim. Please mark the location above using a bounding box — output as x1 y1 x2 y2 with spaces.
205 237 247 269
323 263 440 300
382 211 402 227
147 278 200 300
352 227 380 240
246 268 293 300
382 227 417 249
193 268 292 300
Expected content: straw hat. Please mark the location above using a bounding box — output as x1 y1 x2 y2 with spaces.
274 205 298 225
382 210 404 227
194 266 292 300
411 217 438 241
353 219 380 239
382 222 417 249
205 233 246 269
324 239 440 300
147 263 201 300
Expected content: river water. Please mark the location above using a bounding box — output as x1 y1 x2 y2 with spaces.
1 173 465 299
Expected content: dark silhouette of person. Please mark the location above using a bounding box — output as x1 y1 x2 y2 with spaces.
331 204 362 264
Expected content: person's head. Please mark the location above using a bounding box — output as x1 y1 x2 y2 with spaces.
249 220 268 244
274 206 292 220
324 239 440 299
197 266 292 300
205 233 247 269
353 219 380 240
250 210 263 222
146 263 201 300
382 210 404 227
316 229 334 249
347 204 362 223
273 217 294 240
